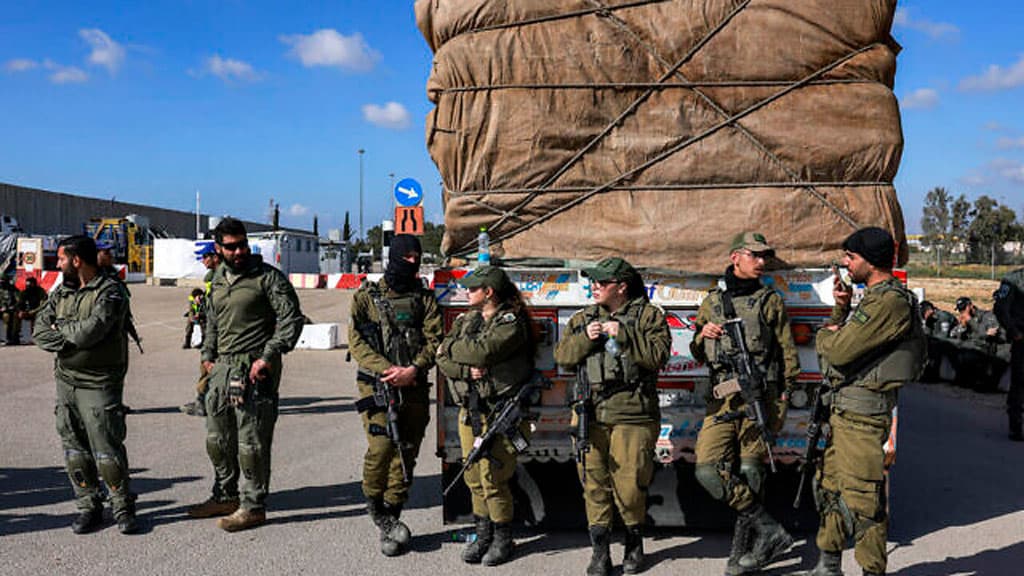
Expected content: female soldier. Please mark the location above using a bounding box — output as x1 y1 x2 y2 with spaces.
436 265 536 567
554 257 671 576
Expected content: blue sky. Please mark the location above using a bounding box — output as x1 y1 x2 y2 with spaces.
1 2 1021 237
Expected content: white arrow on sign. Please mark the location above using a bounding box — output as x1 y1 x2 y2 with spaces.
397 186 419 200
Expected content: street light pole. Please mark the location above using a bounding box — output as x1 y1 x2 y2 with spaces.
358 149 365 244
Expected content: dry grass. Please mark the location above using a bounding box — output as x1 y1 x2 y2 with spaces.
908 276 1000 312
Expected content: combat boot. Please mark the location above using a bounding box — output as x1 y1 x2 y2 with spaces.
367 499 401 556
482 521 514 566
115 498 138 534
187 495 239 518
725 512 754 576
71 507 104 534
462 515 494 564
587 525 612 576
217 507 266 532
383 501 412 547
622 525 645 574
793 549 842 576
738 503 794 571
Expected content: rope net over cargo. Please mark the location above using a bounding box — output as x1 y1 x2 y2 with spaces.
416 0 909 273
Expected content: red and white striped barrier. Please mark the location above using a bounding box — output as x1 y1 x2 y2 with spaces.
288 274 326 289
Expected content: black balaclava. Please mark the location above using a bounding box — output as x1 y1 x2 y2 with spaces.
385 234 422 293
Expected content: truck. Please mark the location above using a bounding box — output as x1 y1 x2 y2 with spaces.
417 1 908 528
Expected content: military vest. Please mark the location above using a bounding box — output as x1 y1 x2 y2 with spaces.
829 281 926 415
994 268 1024 335
701 286 781 385
579 299 652 395
446 308 532 405
365 281 426 367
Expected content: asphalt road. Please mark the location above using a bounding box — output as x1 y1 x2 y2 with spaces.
1 285 1021 576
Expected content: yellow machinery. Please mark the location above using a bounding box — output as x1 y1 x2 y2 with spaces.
84 216 151 274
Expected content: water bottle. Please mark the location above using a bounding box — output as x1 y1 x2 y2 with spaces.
477 226 491 267
604 335 621 357
450 529 478 543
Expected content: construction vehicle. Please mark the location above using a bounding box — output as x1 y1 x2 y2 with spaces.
84 215 151 274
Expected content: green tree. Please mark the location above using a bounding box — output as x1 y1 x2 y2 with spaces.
421 221 445 258
967 195 1018 264
950 194 971 261
921 187 951 273
342 212 352 244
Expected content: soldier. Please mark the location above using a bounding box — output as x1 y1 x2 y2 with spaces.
1 275 19 345
919 301 956 382
181 244 221 416
950 297 1007 391
795 227 925 576
349 234 442 556
436 265 536 567
994 267 1024 441
16 275 49 338
186 217 304 532
32 236 138 534
690 232 798 575
553 257 670 576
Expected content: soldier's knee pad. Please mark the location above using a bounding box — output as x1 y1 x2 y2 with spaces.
206 434 230 467
65 448 99 490
238 442 264 482
95 452 127 492
738 459 765 496
695 463 728 501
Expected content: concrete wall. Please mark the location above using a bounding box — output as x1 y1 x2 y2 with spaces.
0 181 308 238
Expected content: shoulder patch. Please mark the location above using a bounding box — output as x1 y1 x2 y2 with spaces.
851 308 871 325
499 312 516 323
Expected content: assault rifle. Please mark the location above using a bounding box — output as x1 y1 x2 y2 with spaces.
443 372 550 496
715 316 777 472
356 370 410 484
352 317 411 484
793 383 829 508
572 364 592 482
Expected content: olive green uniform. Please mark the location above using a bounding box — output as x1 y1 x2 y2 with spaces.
951 308 1008 389
195 268 217 396
814 278 925 575
690 285 799 511
1 281 19 343
553 297 670 527
201 255 303 512
436 304 535 523
349 278 442 506
33 274 134 516
922 308 956 381
994 269 1024 436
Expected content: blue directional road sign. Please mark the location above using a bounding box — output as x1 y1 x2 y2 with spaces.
394 178 424 207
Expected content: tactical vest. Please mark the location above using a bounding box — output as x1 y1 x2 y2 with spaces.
579 300 651 395
829 281 926 415
366 281 426 367
446 309 532 406
701 286 782 385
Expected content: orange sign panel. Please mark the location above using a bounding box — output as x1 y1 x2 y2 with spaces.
395 206 424 236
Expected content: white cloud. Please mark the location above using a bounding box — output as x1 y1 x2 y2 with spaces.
288 203 311 217
996 136 1024 150
79 28 125 74
362 102 412 130
280 29 379 72
900 88 939 110
4 58 37 72
990 158 1024 184
893 8 959 40
196 54 261 82
984 121 1007 132
44 60 88 84
960 54 1024 92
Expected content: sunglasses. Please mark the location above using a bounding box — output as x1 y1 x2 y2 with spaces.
218 240 248 252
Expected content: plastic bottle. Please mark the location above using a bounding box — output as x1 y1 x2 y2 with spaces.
450 530 478 543
604 335 621 357
477 226 491 267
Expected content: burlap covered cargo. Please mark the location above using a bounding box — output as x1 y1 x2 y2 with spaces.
416 0 908 273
